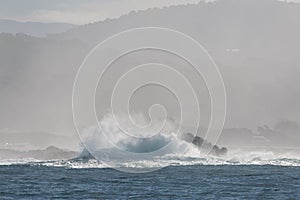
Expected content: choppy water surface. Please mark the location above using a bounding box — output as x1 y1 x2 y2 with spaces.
1 163 300 199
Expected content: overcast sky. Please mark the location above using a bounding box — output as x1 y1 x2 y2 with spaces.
0 0 210 24
1 0 299 25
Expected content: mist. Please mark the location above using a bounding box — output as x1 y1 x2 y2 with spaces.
0 0 299 151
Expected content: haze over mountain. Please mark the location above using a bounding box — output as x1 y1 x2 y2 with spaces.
0 0 299 149
52 0 300 129
0 19 76 37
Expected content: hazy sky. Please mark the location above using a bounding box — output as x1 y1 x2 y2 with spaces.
1 0 299 24
0 0 208 24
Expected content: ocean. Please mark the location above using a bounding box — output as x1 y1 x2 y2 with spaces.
1 158 300 199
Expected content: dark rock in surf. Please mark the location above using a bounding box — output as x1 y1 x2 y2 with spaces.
182 133 228 157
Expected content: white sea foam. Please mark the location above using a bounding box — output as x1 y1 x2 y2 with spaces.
1 115 300 168
1 150 300 169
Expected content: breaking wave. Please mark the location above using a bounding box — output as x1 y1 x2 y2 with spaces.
1 150 300 169
1 114 300 169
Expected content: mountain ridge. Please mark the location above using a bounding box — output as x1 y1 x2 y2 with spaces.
0 19 77 37
0 0 299 133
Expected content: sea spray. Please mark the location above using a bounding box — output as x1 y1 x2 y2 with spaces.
79 113 191 155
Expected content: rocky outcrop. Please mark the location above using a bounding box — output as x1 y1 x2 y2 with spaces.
0 146 77 160
182 133 228 157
